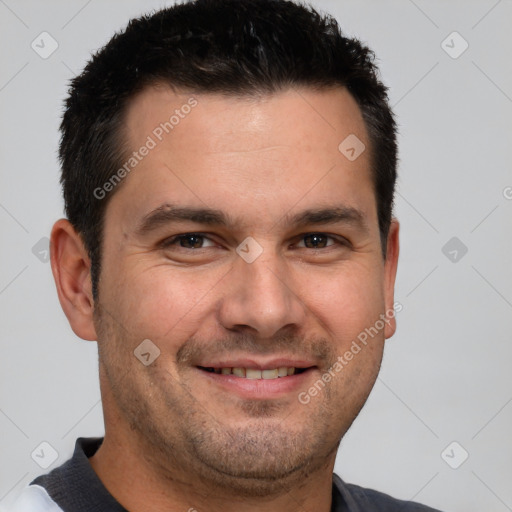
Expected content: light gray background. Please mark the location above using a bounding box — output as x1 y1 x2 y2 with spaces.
1 1 511 511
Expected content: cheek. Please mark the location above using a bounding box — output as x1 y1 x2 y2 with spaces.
303 263 385 342
101 260 225 342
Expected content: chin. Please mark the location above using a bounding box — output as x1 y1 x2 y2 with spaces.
181 419 338 498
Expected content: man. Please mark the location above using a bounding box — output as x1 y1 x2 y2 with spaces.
9 0 443 510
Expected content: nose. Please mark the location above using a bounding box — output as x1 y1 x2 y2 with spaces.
217 249 307 339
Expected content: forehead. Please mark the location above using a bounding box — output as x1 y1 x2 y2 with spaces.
111 84 376 233
124 84 368 154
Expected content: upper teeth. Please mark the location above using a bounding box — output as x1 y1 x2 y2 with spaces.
214 367 296 379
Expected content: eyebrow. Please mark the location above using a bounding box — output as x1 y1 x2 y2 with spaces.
136 203 369 236
136 204 230 235
286 206 369 234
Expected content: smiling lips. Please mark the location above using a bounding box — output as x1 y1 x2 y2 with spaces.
196 361 316 398
198 366 304 379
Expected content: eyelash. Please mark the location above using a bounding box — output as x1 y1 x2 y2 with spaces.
160 232 350 250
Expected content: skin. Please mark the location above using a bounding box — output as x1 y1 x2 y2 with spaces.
50 85 399 512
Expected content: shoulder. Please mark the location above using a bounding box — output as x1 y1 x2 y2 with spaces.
334 474 445 511
5 485 64 512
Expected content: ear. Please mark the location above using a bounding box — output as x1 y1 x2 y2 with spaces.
383 218 400 339
50 219 97 341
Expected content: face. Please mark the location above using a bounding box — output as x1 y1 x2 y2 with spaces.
93 85 399 495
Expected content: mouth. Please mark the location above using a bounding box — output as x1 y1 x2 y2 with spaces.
198 366 309 379
195 361 316 399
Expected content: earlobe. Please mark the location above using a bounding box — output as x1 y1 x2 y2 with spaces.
50 219 98 341
383 218 400 339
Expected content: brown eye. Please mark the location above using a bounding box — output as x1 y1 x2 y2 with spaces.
299 234 333 249
162 233 215 249
178 234 204 248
